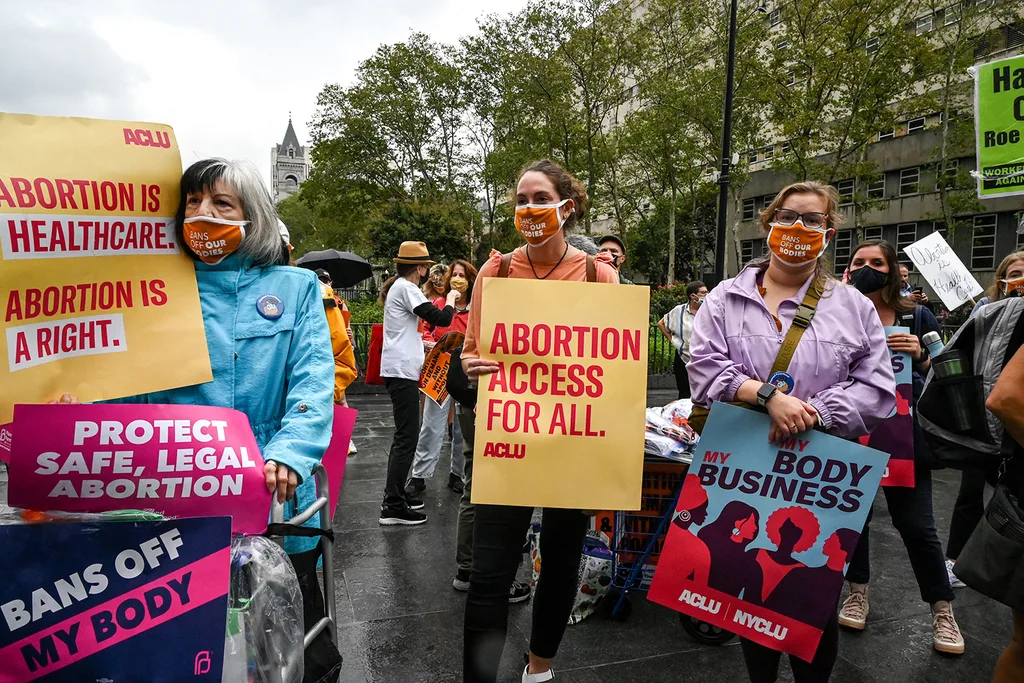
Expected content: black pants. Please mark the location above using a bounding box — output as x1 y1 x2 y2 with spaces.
673 353 690 400
290 549 343 683
846 467 954 604
740 612 839 683
946 467 990 560
463 505 588 683
383 377 420 511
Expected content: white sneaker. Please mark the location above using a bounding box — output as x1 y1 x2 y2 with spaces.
522 666 554 683
932 604 965 655
838 589 868 630
348 440 357 454
945 559 966 588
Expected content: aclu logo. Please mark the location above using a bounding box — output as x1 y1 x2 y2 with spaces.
123 127 171 149
481 441 526 459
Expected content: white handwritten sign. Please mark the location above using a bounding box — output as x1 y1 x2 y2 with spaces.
903 232 983 311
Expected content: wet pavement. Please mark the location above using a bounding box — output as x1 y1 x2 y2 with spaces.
334 391 1008 682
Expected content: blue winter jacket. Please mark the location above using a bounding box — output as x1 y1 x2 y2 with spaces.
112 253 335 553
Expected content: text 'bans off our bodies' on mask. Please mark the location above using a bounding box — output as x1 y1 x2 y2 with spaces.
183 216 248 265
515 199 570 247
767 221 830 267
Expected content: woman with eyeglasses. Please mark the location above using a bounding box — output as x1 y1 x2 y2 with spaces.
688 181 895 683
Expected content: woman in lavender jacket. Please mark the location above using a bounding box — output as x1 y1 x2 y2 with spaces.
688 181 895 683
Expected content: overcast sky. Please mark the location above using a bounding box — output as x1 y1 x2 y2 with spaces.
0 0 530 187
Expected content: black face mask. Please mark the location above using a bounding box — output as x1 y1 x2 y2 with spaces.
848 265 888 295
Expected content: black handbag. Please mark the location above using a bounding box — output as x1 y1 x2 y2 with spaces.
952 482 1024 612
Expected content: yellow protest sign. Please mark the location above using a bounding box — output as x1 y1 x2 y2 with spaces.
473 278 649 510
0 113 212 422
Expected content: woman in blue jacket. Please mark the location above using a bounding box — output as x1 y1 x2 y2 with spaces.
59 158 334 550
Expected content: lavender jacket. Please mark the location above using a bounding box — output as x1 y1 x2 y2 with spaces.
689 265 896 439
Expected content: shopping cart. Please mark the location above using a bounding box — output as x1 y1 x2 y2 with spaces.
601 456 734 646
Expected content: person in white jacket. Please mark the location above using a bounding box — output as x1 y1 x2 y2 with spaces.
656 280 707 399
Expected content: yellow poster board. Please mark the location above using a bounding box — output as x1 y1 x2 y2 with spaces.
473 278 649 510
0 113 212 422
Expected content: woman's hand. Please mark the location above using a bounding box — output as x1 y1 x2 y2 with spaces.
887 332 921 361
463 357 501 378
765 393 818 444
50 393 79 404
446 289 460 307
264 461 298 503
423 340 437 352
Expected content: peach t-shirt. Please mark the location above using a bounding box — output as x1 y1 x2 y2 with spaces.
463 247 619 360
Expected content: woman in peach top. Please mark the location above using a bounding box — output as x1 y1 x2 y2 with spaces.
461 160 616 683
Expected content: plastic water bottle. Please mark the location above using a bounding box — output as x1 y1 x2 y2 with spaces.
922 331 944 360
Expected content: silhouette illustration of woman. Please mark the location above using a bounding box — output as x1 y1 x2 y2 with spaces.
669 474 712 585
697 501 761 598
748 506 821 617
802 528 861 626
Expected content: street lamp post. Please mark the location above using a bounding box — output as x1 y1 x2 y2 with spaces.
714 0 740 285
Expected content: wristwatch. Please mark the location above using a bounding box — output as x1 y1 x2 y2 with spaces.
756 382 779 407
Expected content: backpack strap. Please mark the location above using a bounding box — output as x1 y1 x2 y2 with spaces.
586 254 597 283
497 252 514 278
769 280 824 377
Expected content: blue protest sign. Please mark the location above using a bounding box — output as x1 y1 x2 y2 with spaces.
648 403 888 661
0 516 230 683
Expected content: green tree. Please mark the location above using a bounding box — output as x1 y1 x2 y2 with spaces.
368 201 474 265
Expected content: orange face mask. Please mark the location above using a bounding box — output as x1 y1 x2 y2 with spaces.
515 199 569 246
182 217 247 265
767 221 830 267
999 275 1024 297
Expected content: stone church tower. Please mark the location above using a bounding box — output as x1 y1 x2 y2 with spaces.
270 116 310 202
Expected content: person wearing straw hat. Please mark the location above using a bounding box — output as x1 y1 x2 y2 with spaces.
379 241 459 526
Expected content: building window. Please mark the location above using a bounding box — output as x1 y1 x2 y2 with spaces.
837 179 855 206
741 239 762 264
907 117 925 133
743 198 756 221
1017 229 1024 250
971 214 998 269
865 36 879 54
769 8 782 26
786 71 796 86
833 230 854 275
867 176 886 200
778 40 791 50
1007 24 1024 50
762 195 774 211
933 221 948 238
287 147 295 159
896 223 917 267
943 3 960 25
878 127 895 141
864 226 883 242
916 15 933 35
780 140 791 154
750 149 759 163
763 145 774 160
900 167 920 196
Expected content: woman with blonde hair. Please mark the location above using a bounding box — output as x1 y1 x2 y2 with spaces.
688 180 895 683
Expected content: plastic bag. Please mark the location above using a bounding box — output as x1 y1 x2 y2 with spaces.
529 525 614 625
224 536 304 683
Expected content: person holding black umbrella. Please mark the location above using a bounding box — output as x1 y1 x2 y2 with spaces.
379 241 459 526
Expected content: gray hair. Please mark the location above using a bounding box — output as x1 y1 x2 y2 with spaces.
176 158 284 267
566 233 599 255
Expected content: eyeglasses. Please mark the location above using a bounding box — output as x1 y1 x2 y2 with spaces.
772 209 828 230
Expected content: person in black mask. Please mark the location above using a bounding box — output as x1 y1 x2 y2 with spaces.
838 239 965 655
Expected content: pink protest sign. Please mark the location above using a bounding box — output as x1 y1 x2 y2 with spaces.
7 404 273 535
321 406 358 519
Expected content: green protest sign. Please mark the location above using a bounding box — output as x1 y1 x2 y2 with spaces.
974 55 1024 198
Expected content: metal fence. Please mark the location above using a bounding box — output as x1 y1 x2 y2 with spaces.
348 321 967 382
350 323 677 378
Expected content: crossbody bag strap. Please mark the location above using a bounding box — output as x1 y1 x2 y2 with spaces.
586 254 597 282
497 252 514 278
769 281 824 377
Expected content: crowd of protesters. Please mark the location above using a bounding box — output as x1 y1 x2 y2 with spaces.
41 156 1023 683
